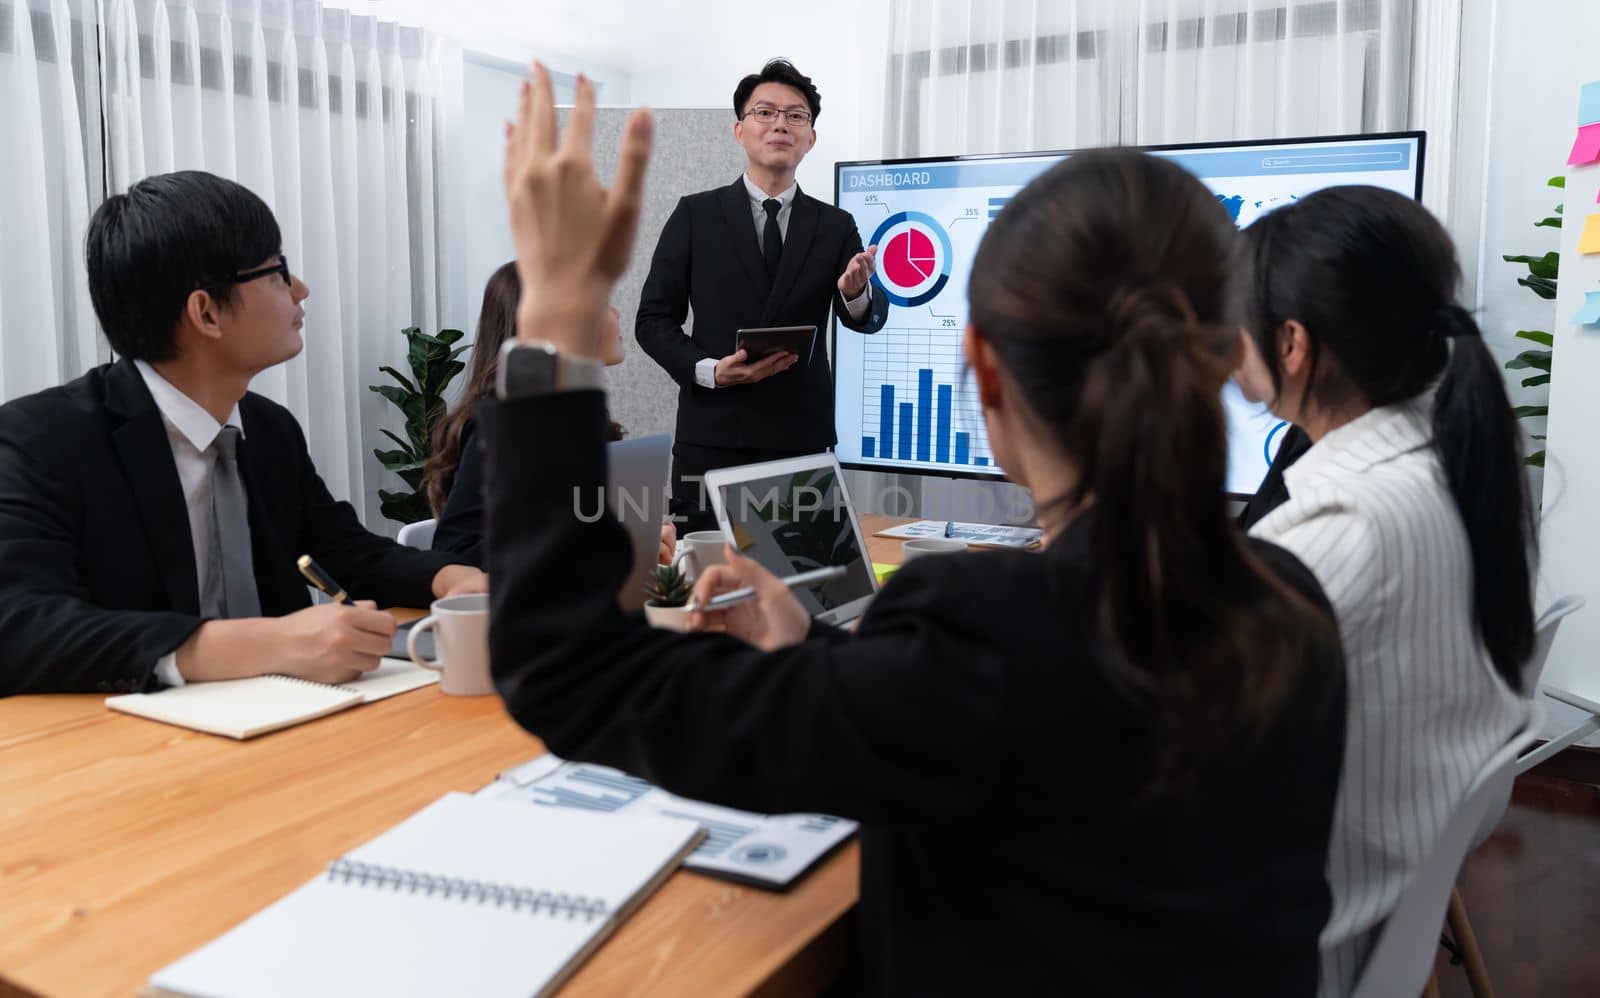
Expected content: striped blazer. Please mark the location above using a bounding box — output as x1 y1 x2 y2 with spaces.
1249 398 1526 997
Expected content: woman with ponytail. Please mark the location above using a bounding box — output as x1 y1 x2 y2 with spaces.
1233 185 1535 996
485 69 1348 997
423 262 644 564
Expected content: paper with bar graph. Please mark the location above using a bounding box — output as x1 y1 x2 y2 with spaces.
477 755 857 890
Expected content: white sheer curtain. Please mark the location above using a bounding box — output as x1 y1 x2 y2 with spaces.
99 0 463 530
0 0 101 400
884 0 1450 208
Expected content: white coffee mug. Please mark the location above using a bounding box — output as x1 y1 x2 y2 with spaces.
901 537 967 562
672 530 727 582
407 593 493 696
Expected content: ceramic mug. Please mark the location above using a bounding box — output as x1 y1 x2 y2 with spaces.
672 530 727 582
901 537 967 563
407 593 493 696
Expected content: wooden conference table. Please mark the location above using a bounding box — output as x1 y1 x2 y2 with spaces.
0 516 912 998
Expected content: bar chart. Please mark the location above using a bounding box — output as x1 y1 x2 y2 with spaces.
859 327 994 471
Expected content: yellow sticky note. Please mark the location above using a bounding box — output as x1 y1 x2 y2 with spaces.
873 562 901 586
1581 214 1600 254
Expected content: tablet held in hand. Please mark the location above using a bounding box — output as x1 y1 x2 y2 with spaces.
735 325 816 364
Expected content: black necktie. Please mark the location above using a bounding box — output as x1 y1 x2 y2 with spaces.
762 198 783 282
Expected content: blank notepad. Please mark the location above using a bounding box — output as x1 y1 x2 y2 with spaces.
150 792 704 998
106 658 438 739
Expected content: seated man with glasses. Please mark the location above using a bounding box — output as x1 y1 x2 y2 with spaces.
637 58 889 532
0 170 486 696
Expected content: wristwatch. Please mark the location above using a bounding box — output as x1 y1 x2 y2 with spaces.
495 340 605 399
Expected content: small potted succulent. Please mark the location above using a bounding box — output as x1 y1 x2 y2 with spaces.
643 564 693 631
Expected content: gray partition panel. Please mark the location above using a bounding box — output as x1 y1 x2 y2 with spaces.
563 108 748 441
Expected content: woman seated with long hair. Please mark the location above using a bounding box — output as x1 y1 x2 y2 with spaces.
482 69 1348 995
1232 186 1536 995
423 262 669 565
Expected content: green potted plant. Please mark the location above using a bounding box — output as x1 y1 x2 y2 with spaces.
643 563 693 631
1503 175 1563 469
369 327 470 524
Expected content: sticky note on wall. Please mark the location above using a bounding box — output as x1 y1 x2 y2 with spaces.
1582 81 1600 126
1569 122 1600 165
1581 214 1600 254
1573 291 1600 326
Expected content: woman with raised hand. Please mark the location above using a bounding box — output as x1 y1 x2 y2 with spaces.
1233 186 1536 996
483 64 1346 995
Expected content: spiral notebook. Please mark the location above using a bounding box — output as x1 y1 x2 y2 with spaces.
105 659 439 739
149 792 704 998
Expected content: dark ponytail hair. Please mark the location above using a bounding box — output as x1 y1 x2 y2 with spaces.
424 262 623 516
969 149 1332 794
1242 186 1535 690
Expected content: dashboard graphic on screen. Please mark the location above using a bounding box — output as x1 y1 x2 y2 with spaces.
832 132 1425 494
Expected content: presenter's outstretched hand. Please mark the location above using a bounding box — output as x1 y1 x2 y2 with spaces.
688 545 811 651
504 62 652 357
837 244 878 299
714 348 798 387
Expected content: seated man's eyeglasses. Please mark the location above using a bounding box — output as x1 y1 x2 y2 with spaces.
225 255 292 287
743 106 813 127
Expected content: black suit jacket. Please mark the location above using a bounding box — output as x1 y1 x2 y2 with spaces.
0 359 461 696
636 178 889 451
482 390 1347 996
431 420 486 566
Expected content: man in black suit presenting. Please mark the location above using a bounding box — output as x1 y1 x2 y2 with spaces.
0 171 486 696
637 59 889 530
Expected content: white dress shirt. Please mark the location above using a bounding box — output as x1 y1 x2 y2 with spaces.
134 360 245 687
693 174 872 389
1249 398 1526 996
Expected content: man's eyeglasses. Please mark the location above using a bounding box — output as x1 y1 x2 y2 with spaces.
742 106 813 128
227 255 291 287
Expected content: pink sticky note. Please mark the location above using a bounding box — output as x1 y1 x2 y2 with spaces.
1569 122 1600 165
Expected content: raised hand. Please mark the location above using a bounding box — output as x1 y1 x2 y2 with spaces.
503 62 654 358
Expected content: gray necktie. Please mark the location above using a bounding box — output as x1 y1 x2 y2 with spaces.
205 426 261 619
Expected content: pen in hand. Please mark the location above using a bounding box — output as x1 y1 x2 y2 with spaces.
687 565 848 613
297 555 348 604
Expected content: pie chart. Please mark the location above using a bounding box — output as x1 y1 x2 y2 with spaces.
883 228 938 288
868 211 952 307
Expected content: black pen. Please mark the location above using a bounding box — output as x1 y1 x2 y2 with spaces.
297 555 348 603
943 520 954 538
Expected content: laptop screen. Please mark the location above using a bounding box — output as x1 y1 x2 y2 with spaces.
714 463 877 620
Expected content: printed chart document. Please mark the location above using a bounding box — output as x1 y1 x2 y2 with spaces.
149 792 703 998
106 658 438 739
480 754 858 890
872 518 1042 549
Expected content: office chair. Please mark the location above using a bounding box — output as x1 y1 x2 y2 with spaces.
1348 704 1543 998
397 517 437 550
1515 595 1590 774
1430 596 1587 997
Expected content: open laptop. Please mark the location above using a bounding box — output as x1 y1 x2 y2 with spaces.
704 453 879 627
